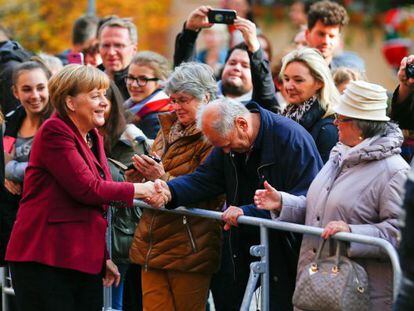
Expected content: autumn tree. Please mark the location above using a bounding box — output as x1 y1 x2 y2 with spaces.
0 0 172 56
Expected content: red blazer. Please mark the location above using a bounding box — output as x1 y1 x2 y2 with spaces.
6 114 134 274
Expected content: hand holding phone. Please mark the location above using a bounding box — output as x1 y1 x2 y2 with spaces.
131 154 164 181
208 9 237 24
186 6 213 31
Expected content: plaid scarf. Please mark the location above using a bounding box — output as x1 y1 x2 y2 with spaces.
282 95 318 123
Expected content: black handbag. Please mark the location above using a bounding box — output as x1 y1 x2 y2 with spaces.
293 239 370 311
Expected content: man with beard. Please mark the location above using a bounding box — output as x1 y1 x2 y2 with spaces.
174 6 280 112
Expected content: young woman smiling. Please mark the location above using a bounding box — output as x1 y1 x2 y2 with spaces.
124 51 172 139
1 61 53 264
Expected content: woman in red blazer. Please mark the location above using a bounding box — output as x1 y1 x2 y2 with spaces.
6 64 161 311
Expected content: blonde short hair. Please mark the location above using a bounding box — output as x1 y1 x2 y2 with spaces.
131 51 171 81
48 64 110 118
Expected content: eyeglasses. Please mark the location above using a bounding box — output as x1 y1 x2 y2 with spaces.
100 43 131 51
334 116 354 123
125 76 159 87
169 96 195 106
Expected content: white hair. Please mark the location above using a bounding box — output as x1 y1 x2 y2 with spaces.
280 47 340 116
197 98 250 138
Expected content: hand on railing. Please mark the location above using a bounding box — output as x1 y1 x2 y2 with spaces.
222 205 244 231
321 220 350 239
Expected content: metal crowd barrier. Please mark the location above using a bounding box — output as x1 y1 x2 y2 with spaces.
1 201 402 311
119 202 402 311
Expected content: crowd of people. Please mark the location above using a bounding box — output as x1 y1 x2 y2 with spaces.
0 0 414 310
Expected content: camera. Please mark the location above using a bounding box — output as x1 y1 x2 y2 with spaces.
406 63 414 79
208 9 236 24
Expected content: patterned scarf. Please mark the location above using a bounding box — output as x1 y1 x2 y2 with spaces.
167 120 198 145
282 95 318 123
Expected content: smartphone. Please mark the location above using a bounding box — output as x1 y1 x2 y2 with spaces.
406 63 414 79
146 154 161 163
126 163 136 171
67 52 84 65
208 9 236 24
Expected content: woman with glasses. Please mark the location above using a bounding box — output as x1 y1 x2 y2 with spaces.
280 48 340 163
253 81 410 310
128 62 223 310
123 51 172 139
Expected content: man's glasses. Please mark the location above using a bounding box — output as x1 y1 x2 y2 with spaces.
100 43 130 51
334 115 354 123
125 76 159 87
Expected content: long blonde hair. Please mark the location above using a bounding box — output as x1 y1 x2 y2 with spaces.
280 48 340 117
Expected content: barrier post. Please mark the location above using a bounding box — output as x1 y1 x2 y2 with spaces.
260 225 269 310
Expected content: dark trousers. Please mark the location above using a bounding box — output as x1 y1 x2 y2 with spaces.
394 277 414 311
210 228 297 311
122 263 143 311
10 261 103 311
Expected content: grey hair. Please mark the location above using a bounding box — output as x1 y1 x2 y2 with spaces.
280 47 340 116
354 119 388 139
99 17 138 45
196 98 250 137
164 62 217 101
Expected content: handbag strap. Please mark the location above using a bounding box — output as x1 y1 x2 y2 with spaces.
314 238 328 260
312 239 344 273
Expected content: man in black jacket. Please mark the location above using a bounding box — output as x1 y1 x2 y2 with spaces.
390 54 414 163
394 163 414 310
174 6 279 112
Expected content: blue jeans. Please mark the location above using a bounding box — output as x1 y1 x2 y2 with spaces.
112 263 129 310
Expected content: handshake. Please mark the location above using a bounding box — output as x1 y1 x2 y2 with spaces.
134 179 172 208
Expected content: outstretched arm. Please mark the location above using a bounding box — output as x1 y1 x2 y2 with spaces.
173 6 213 67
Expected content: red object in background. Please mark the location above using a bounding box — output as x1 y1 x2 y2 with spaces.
382 39 411 70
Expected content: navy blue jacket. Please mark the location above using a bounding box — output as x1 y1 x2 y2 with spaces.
167 102 322 309
167 102 322 216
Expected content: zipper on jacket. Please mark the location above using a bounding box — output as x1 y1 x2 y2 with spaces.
256 162 274 187
229 153 238 280
144 213 156 271
183 216 198 253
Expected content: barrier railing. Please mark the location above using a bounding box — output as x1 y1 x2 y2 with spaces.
126 202 402 311
1 200 402 311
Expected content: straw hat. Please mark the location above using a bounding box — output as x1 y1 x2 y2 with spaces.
334 80 390 121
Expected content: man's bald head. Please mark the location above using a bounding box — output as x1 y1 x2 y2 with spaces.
197 98 257 153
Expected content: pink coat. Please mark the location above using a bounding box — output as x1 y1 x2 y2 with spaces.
6 114 134 274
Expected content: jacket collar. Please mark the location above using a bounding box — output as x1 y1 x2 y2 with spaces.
54 113 109 178
245 101 279 165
